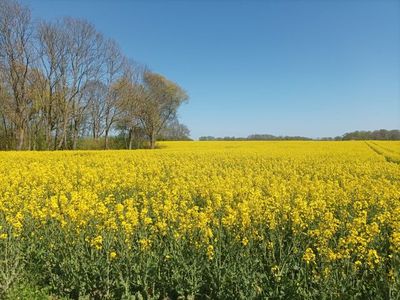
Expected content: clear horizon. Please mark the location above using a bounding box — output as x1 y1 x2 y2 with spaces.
21 0 400 139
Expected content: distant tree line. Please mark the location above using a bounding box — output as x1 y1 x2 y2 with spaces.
0 0 189 150
341 129 400 141
199 135 312 141
199 129 400 141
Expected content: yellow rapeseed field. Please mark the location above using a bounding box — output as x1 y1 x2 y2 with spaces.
0 141 399 299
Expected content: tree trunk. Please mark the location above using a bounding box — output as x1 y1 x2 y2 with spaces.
16 126 25 150
72 122 78 150
150 132 156 149
92 122 97 140
54 126 59 150
128 128 133 150
104 128 109 150
1 116 9 150
72 135 77 150
27 128 32 150
57 111 68 150
46 124 52 150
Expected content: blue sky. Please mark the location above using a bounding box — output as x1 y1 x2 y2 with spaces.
22 0 400 139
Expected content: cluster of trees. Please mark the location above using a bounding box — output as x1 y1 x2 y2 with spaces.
248 134 312 141
318 129 400 141
341 129 400 141
0 0 189 150
200 129 400 141
199 134 312 141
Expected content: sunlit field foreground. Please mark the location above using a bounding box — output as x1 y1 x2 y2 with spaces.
0 141 399 299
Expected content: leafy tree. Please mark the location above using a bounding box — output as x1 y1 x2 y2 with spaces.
137 71 188 148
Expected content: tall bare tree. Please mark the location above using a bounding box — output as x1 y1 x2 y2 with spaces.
102 39 125 149
0 74 13 149
39 18 104 150
62 18 104 149
36 20 69 149
0 0 35 150
85 80 107 140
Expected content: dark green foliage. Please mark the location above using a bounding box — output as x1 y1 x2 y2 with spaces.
199 129 400 142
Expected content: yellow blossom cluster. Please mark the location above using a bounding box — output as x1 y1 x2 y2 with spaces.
0 141 399 297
